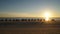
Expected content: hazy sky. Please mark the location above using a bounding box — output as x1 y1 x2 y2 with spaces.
0 0 60 17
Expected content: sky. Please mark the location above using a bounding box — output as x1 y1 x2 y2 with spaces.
0 0 60 17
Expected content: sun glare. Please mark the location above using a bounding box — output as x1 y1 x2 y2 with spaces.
44 12 51 21
45 12 50 17
45 17 49 21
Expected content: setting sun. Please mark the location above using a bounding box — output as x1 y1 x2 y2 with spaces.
44 12 51 21
45 12 50 17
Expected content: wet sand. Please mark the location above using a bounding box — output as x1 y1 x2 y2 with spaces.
0 21 60 34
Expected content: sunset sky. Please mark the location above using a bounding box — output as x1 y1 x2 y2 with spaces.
0 0 60 17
